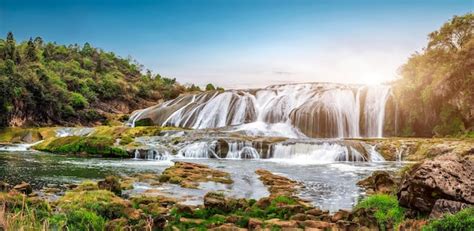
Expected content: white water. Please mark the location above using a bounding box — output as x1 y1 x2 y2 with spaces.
0 140 44 152
129 83 392 138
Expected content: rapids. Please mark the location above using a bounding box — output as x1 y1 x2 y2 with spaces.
128 83 392 138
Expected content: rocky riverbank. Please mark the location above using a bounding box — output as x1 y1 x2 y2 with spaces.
0 158 472 230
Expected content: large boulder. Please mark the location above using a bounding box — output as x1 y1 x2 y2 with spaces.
397 153 473 213
357 171 397 195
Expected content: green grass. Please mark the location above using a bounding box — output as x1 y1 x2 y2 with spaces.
356 194 405 230
423 208 474 231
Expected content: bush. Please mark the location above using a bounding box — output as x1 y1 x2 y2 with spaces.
423 208 474 231
70 92 89 109
356 194 405 230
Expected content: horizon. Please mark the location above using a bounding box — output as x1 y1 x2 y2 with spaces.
1 0 471 88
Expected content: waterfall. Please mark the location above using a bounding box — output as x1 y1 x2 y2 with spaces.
364 86 390 138
270 142 367 164
226 141 260 159
128 83 392 138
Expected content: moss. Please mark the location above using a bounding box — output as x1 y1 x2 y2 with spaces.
58 189 130 219
134 118 154 127
34 135 128 157
423 208 474 231
0 127 57 143
160 162 233 188
355 194 405 230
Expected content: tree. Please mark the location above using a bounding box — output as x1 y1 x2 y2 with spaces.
205 83 216 91
395 13 473 136
4 32 16 60
26 38 38 62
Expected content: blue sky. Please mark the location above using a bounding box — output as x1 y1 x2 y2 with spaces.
1 0 472 88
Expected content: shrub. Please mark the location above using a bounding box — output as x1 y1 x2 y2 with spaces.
423 208 474 231
356 194 405 230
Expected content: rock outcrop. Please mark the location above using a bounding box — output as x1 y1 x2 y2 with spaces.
397 153 473 214
357 170 397 195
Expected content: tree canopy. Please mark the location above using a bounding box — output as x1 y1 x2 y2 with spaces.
394 13 473 137
0 33 191 126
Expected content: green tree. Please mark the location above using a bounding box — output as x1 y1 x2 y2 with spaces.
26 38 39 62
205 83 216 91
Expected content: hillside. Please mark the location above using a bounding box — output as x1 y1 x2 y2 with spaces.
0 33 203 127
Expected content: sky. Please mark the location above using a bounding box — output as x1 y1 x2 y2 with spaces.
0 0 472 88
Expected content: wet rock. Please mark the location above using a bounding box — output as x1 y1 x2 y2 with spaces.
255 169 300 197
429 199 472 219
397 153 474 213
331 209 351 222
204 192 247 213
357 170 396 195
98 176 122 195
160 162 233 189
13 182 32 194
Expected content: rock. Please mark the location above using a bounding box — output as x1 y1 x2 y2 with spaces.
203 192 247 213
397 153 473 213
98 176 122 195
13 182 32 194
331 209 351 222
176 204 194 215
265 218 298 228
290 213 307 221
225 215 242 224
160 162 233 188
357 171 396 195
429 199 472 218
305 208 323 216
303 220 332 229
256 169 299 197
397 219 428 231
123 207 141 220
179 217 204 225
210 223 248 231
248 218 263 229
0 181 10 192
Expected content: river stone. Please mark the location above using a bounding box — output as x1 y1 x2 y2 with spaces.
429 199 472 219
357 170 396 195
0 181 10 192
397 153 474 213
13 182 32 194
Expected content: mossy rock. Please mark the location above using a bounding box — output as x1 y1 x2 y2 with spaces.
34 136 128 157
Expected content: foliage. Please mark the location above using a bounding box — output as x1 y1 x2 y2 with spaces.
0 33 193 127
355 194 405 230
394 13 473 137
423 208 474 231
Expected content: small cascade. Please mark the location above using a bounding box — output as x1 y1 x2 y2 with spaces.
177 142 220 159
226 141 260 159
270 142 367 163
56 127 94 137
128 83 393 138
395 144 409 162
0 140 44 152
365 144 385 162
134 148 172 160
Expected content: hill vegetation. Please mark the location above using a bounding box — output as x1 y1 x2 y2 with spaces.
393 13 473 137
0 33 215 127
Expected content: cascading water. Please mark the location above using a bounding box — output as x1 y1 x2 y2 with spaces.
128 83 392 138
